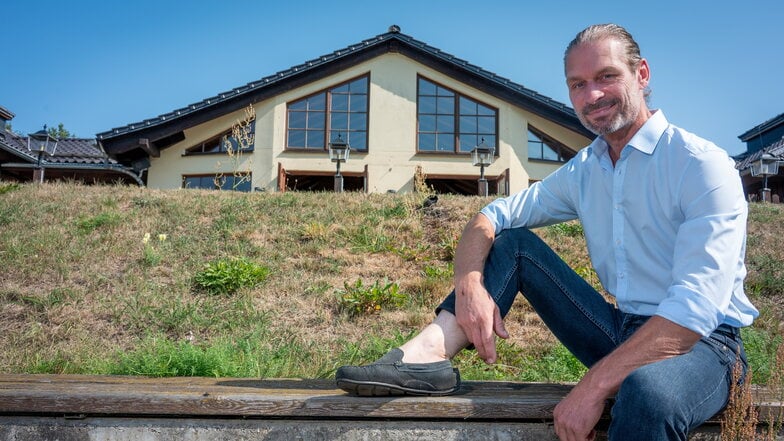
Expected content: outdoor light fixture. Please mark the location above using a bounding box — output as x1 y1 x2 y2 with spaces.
328 133 350 192
750 152 780 202
27 125 59 183
471 138 495 197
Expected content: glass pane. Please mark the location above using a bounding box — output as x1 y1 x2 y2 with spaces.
419 78 436 95
437 115 454 132
288 130 306 147
482 135 496 150
308 111 325 129
348 132 367 150
331 94 349 111
349 113 367 131
226 175 251 192
203 139 221 153
543 143 559 161
349 95 367 112
460 116 477 133
288 111 306 129
528 130 543 143
436 86 454 97
331 112 348 130
477 116 495 133
478 103 495 116
289 99 307 111
418 133 436 151
460 97 477 115
350 77 368 93
437 97 454 114
528 141 543 159
435 133 454 151
460 134 478 153
418 96 436 114
331 83 349 93
419 114 436 132
182 176 198 189
306 130 325 149
308 93 326 110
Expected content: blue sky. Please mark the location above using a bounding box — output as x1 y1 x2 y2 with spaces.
3 0 782 156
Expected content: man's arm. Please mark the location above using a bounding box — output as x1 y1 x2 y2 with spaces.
553 316 701 441
452 212 509 364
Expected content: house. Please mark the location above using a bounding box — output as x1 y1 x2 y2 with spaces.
734 112 784 202
97 26 593 195
0 105 142 185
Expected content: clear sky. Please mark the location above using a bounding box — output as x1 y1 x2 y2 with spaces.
3 0 782 156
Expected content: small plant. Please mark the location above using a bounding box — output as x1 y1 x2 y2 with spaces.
546 221 584 237
76 211 121 234
0 183 21 194
141 232 168 266
194 257 270 295
337 278 408 316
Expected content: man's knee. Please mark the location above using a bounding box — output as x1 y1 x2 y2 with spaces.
610 368 689 439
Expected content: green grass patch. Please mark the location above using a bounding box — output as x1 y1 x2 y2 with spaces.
194 257 271 295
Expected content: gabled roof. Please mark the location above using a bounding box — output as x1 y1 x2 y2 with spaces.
738 112 784 142
735 136 784 172
98 26 592 156
0 105 14 121
0 132 116 165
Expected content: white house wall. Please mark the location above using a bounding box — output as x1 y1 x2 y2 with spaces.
147 53 591 193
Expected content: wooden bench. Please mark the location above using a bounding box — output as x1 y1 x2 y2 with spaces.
0 375 780 440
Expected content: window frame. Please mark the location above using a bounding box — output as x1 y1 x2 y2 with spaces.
526 125 573 163
285 74 370 153
182 120 255 156
416 75 499 155
181 173 252 192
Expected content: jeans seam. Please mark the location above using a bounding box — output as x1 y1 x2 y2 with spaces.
492 249 617 345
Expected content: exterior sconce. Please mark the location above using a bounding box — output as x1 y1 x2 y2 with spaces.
328 133 350 192
750 152 780 202
471 138 495 196
27 125 59 183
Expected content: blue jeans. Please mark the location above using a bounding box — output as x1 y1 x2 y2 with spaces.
437 227 746 441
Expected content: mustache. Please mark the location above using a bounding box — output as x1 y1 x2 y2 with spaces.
582 98 619 116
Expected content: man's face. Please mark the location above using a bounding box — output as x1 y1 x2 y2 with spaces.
565 38 648 137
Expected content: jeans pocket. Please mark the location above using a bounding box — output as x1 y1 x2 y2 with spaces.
701 334 741 368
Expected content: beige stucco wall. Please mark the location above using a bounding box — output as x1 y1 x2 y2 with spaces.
146 53 591 194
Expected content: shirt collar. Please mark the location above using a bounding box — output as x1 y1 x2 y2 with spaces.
589 110 669 160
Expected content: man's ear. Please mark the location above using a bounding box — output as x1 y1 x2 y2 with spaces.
637 58 651 89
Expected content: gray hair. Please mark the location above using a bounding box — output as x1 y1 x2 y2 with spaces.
564 24 650 100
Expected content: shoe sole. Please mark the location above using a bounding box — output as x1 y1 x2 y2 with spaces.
336 378 460 397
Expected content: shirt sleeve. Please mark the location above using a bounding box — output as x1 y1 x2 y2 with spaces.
654 150 748 336
480 155 582 234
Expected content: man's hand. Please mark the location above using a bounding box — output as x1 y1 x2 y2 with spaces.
553 383 604 441
454 275 509 363
452 213 508 364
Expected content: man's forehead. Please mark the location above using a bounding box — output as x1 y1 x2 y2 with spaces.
565 38 628 76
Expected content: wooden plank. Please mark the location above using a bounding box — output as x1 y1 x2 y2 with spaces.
0 375 779 423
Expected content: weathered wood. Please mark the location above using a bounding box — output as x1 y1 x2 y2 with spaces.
0 374 780 425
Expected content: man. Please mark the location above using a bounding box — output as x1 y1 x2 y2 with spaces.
336 23 758 441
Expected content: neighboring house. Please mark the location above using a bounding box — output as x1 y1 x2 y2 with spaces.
98 26 593 195
734 112 784 202
0 105 142 185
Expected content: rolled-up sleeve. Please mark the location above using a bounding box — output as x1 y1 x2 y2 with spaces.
654 151 748 336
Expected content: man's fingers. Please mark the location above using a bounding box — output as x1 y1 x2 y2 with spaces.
493 307 509 339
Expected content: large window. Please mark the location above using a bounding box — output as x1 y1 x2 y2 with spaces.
417 77 497 153
287 75 368 151
182 174 252 192
184 121 255 155
527 126 572 163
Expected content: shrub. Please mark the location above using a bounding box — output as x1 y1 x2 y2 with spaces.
194 257 270 295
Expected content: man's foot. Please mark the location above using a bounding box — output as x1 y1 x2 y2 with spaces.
335 348 461 396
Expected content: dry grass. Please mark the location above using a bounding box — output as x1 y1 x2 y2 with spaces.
0 183 781 387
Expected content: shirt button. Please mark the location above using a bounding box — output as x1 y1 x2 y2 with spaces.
615 239 621 245
618 273 625 279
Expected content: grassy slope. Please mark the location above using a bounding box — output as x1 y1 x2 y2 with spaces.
0 183 781 382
